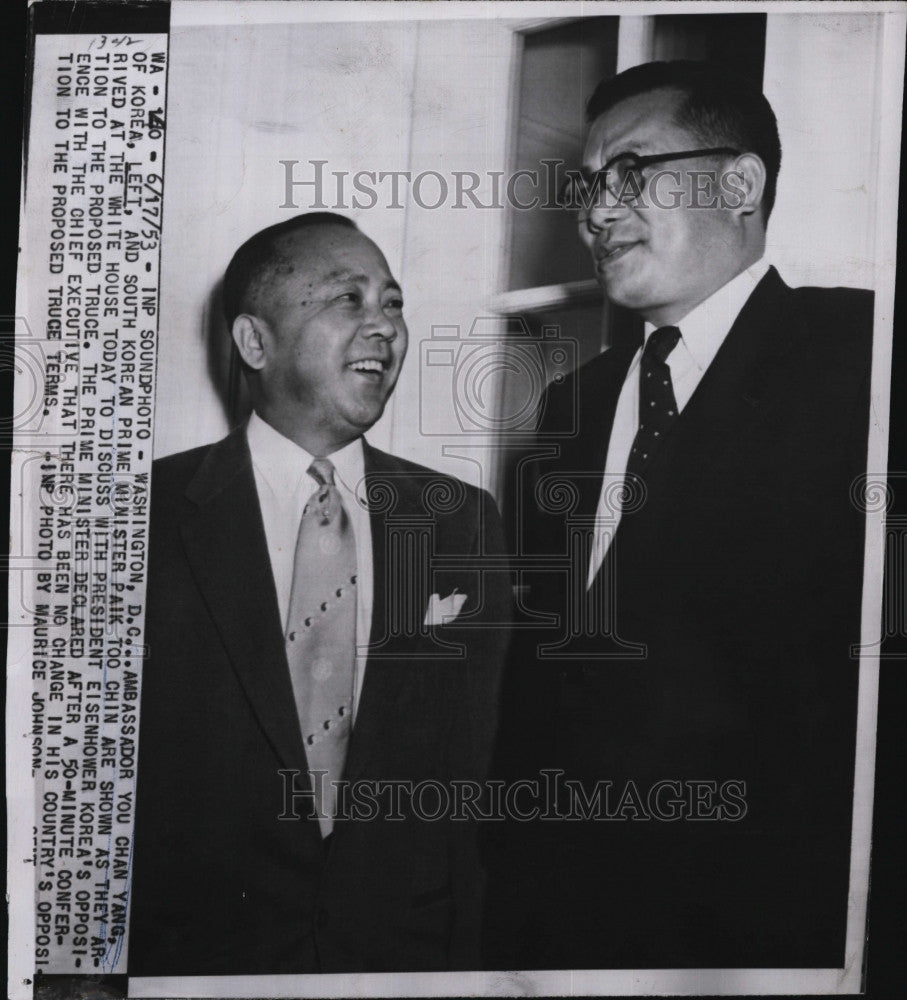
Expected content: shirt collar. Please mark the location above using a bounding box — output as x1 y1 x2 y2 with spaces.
327 434 366 498
246 411 365 498
644 257 770 371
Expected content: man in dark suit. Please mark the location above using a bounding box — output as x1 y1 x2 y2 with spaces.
129 213 510 975
485 60 872 969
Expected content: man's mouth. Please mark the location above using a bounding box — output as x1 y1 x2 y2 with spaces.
347 358 388 379
595 241 638 265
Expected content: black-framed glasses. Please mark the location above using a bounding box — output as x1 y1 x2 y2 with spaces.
557 147 741 210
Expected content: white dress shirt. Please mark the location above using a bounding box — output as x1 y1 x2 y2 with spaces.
247 412 374 719
587 258 771 587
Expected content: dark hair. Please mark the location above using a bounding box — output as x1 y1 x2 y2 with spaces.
222 212 358 326
586 60 782 221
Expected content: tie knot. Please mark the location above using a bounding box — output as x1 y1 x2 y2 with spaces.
644 325 682 364
309 457 336 487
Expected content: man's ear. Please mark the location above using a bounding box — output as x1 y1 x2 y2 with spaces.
728 152 767 218
231 314 268 371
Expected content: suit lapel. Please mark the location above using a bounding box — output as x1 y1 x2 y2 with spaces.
623 267 796 517
179 425 308 775
559 337 641 522
342 443 424 785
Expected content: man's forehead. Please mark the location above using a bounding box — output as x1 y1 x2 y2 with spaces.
274 226 392 283
584 87 688 163
277 224 365 260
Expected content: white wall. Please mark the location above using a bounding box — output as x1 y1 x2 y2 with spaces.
388 19 513 493
763 12 882 290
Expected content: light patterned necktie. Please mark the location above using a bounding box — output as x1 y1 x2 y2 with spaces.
285 457 357 838
625 325 682 482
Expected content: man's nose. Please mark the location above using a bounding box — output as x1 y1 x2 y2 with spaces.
584 196 629 236
361 304 396 339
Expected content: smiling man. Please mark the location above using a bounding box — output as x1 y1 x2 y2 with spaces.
129 213 510 975
486 61 873 969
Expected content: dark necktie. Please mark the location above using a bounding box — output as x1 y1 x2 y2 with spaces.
285 457 357 837
625 325 682 482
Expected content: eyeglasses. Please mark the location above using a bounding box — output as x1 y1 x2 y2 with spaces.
557 147 741 211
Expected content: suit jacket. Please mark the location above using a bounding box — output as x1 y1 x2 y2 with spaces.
485 267 873 969
128 426 511 976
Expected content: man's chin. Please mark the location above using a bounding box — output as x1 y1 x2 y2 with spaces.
343 401 388 437
596 276 637 309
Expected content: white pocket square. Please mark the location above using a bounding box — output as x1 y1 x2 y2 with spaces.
424 590 468 627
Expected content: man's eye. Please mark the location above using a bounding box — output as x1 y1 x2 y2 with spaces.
335 292 361 305
384 297 404 312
